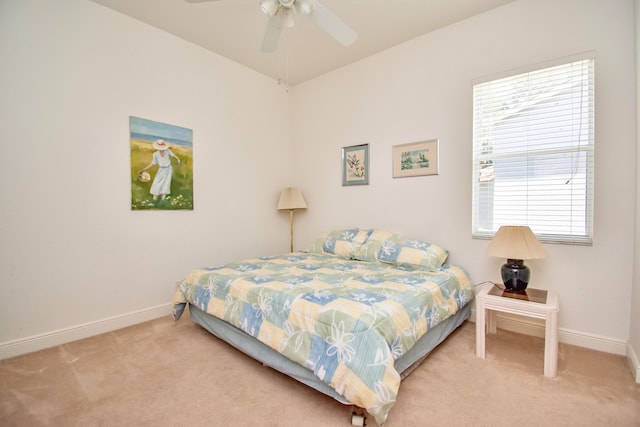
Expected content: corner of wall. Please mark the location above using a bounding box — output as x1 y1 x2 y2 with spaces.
627 341 640 384
632 0 640 385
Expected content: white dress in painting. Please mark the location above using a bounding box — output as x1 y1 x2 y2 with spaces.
150 149 176 196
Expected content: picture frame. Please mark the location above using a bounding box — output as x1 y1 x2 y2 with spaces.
342 144 369 186
392 139 439 178
129 116 194 210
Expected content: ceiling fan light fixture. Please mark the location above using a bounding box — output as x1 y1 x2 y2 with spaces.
260 0 279 17
295 0 314 16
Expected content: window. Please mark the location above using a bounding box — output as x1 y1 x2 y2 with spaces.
472 55 594 245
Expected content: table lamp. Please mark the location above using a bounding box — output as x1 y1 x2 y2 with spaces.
277 187 307 252
485 225 547 292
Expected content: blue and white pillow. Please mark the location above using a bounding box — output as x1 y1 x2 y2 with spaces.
306 228 364 259
377 238 448 271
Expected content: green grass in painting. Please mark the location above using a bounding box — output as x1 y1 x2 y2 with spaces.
130 139 194 210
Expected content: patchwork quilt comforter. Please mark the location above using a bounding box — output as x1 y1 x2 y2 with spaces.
173 252 473 425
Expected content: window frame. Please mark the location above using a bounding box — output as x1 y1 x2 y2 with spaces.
471 53 595 245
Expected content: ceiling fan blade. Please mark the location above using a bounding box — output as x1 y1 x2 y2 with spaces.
261 14 284 53
309 1 357 46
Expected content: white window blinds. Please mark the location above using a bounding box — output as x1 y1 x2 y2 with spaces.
472 56 595 245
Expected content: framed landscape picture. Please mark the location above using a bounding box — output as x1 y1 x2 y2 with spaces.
342 144 369 186
392 139 439 178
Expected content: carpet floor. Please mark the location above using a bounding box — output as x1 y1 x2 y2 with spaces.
1 312 639 426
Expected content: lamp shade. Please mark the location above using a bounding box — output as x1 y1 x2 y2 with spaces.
277 187 307 210
485 226 547 260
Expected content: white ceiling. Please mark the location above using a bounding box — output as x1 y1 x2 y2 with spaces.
90 0 514 86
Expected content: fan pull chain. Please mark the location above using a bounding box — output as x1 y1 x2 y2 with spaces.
285 37 290 92
277 27 290 92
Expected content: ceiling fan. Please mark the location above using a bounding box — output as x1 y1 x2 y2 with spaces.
185 0 357 52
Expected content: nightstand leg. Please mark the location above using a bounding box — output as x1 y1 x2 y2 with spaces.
544 309 559 377
475 298 486 358
486 309 497 334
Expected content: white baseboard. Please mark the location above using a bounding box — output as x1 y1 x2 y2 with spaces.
0 303 173 360
3 304 634 373
470 308 628 355
626 341 640 384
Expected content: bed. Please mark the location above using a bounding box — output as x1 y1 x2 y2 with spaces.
173 228 474 426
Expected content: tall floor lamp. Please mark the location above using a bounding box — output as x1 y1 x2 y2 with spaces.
277 187 307 252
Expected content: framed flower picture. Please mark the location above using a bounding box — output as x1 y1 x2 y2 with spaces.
342 144 369 186
392 139 439 178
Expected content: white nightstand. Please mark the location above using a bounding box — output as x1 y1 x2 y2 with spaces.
475 283 559 377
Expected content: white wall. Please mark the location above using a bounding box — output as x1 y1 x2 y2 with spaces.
292 0 636 352
0 0 293 353
631 0 640 382
1 0 637 362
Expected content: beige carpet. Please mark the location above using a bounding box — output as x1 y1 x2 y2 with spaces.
1 312 639 427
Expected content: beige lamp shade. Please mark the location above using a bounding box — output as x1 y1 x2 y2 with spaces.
277 187 307 210
485 225 547 260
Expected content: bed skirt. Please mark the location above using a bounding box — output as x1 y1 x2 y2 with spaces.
187 302 471 406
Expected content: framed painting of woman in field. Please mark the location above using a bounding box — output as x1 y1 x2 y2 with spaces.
130 116 193 210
